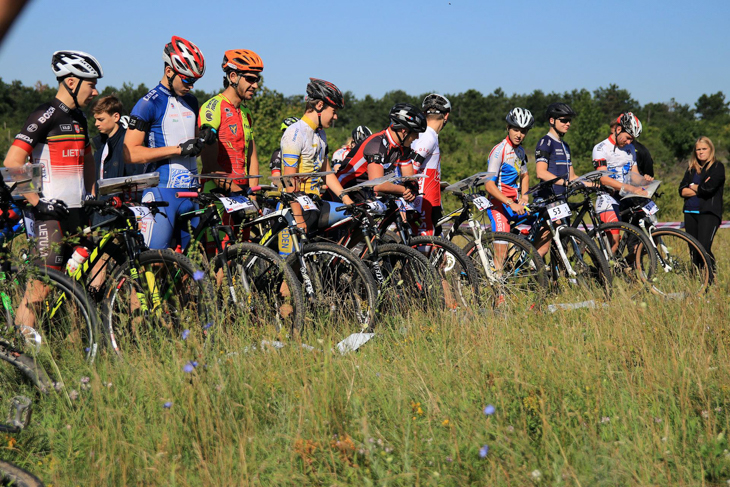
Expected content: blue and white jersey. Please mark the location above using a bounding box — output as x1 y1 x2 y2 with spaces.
130 83 199 188
486 136 527 201
592 136 636 184
535 132 572 197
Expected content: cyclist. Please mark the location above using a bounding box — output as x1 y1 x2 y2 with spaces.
591 112 653 229
336 103 426 198
123 36 206 250
269 116 299 179
2 50 103 345
330 137 353 174
278 78 354 253
199 49 263 192
535 103 577 199
411 94 450 236
3 50 103 268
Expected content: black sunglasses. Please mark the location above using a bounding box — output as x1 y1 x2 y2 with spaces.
557 117 572 124
179 75 196 87
241 74 260 84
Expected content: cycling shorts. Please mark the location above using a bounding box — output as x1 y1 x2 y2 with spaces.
140 187 199 250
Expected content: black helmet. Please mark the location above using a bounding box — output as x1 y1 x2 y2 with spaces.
306 78 345 109
351 125 372 145
389 103 427 133
546 103 576 121
422 93 451 114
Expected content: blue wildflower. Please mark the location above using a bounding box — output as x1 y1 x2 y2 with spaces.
193 270 205 281
203 322 213 330
163 402 173 409
484 404 496 416
479 445 489 458
181 329 190 340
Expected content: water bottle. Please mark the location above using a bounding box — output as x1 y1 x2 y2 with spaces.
66 246 89 275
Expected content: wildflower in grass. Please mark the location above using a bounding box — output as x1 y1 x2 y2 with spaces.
193 270 205 281
442 419 450 427
181 329 190 340
601 416 611 424
479 445 489 458
80 376 90 384
445 456 453 463
507 425 515 432
531 469 542 481
69 390 79 401
654 417 662 423
702 410 710 419
484 404 496 416
203 322 213 330
183 361 198 373
163 402 173 409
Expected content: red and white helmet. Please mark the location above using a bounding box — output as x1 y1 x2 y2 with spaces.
617 112 642 138
162 36 206 79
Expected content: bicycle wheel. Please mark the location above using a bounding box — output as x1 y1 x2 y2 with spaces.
649 227 711 297
407 235 480 310
549 226 612 297
0 343 52 393
589 221 657 296
363 243 445 314
0 460 44 487
1 265 99 363
285 242 378 333
210 242 305 333
101 249 215 357
463 231 548 309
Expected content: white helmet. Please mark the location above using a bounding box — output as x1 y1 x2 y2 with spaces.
617 112 642 138
422 93 451 114
505 107 534 129
51 50 103 80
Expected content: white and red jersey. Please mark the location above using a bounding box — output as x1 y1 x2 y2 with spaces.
410 126 442 207
331 144 351 164
486 136 527 202
592 135 636 184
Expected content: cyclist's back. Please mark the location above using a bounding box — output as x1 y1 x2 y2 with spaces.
336 129 410 189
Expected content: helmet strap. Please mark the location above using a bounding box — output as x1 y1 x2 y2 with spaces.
394 128 410 147
315 101 326 130
62 77 81 109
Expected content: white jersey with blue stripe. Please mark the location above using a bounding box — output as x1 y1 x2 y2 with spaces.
130 83 199 188
592 136 636 184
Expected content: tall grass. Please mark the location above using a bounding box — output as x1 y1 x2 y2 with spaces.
1 233 729 486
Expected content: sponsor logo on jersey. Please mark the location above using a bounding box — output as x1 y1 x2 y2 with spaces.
16 134 32 143
205 111 213 122
74 124 81 134
38 107 55 123
63 148 84 157
58 102 70 113
229 124 238 135
27 124 38 133
169 168 194 188
224 107 233 118
60 124 72 132
209 99 218 111
183 111 193 118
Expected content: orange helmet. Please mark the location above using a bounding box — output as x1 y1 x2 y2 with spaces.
222 49 264 73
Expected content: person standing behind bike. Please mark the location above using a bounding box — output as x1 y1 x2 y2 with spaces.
591 112 653 229
199 49 263 192
124 36 206 250
278 78 354 254
3 50 102 269
535 103 577 200
410 94 450 236
679 136 725 280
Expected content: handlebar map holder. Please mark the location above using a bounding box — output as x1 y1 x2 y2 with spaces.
270 171 335 191
97 172 161 197
443 172 497 196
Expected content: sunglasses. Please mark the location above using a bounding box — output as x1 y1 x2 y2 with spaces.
557 118 572 124
241 74 260 84
179 75 197 87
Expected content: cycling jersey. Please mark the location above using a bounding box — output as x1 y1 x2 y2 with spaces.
331 145 351 164
12 98 90 208
280 117 327 194
486 136 527 202
592 135 636 184
199 93 254 185
337 129 413 188
535 133 572 198
129 83 199 188
411 126 442 207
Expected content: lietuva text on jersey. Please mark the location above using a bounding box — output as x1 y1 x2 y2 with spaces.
129 83 199 188
336 129 413 188
12 98 89 207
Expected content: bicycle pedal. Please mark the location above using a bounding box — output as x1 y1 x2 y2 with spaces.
7 396 32 430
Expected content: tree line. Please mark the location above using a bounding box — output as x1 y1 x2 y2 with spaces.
1 78 728 184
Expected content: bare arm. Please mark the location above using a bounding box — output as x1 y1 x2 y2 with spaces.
123 129 181 165
2 145 39 205
369 163 415 201
248 139 260 180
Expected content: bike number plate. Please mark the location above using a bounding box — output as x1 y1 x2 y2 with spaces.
547 202 571 221
472 196 492 211
217 195 255 214
296 195 318 211
642 200 659 215
129 206 153 220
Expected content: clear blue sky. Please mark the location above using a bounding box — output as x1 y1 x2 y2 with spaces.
1 0 728 106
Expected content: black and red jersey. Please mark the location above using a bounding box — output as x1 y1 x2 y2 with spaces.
12 98 90 208
336 128 413 188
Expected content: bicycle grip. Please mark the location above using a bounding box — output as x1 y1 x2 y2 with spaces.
248 185 262 193
175 192 199 198
336 205 348 212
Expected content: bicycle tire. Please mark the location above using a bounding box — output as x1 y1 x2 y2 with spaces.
588 221 657 296
0 460 44 487
462 231 548 309
285 242 379 333
363 242 445 313
210 242 305 333
2 265 100 363
0 343 52 393
550 226 612 297
101 249 215 357
648 227 711 297
407 235 481 310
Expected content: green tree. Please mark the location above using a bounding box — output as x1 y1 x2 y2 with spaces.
695 91 729 122
565 89 603 164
